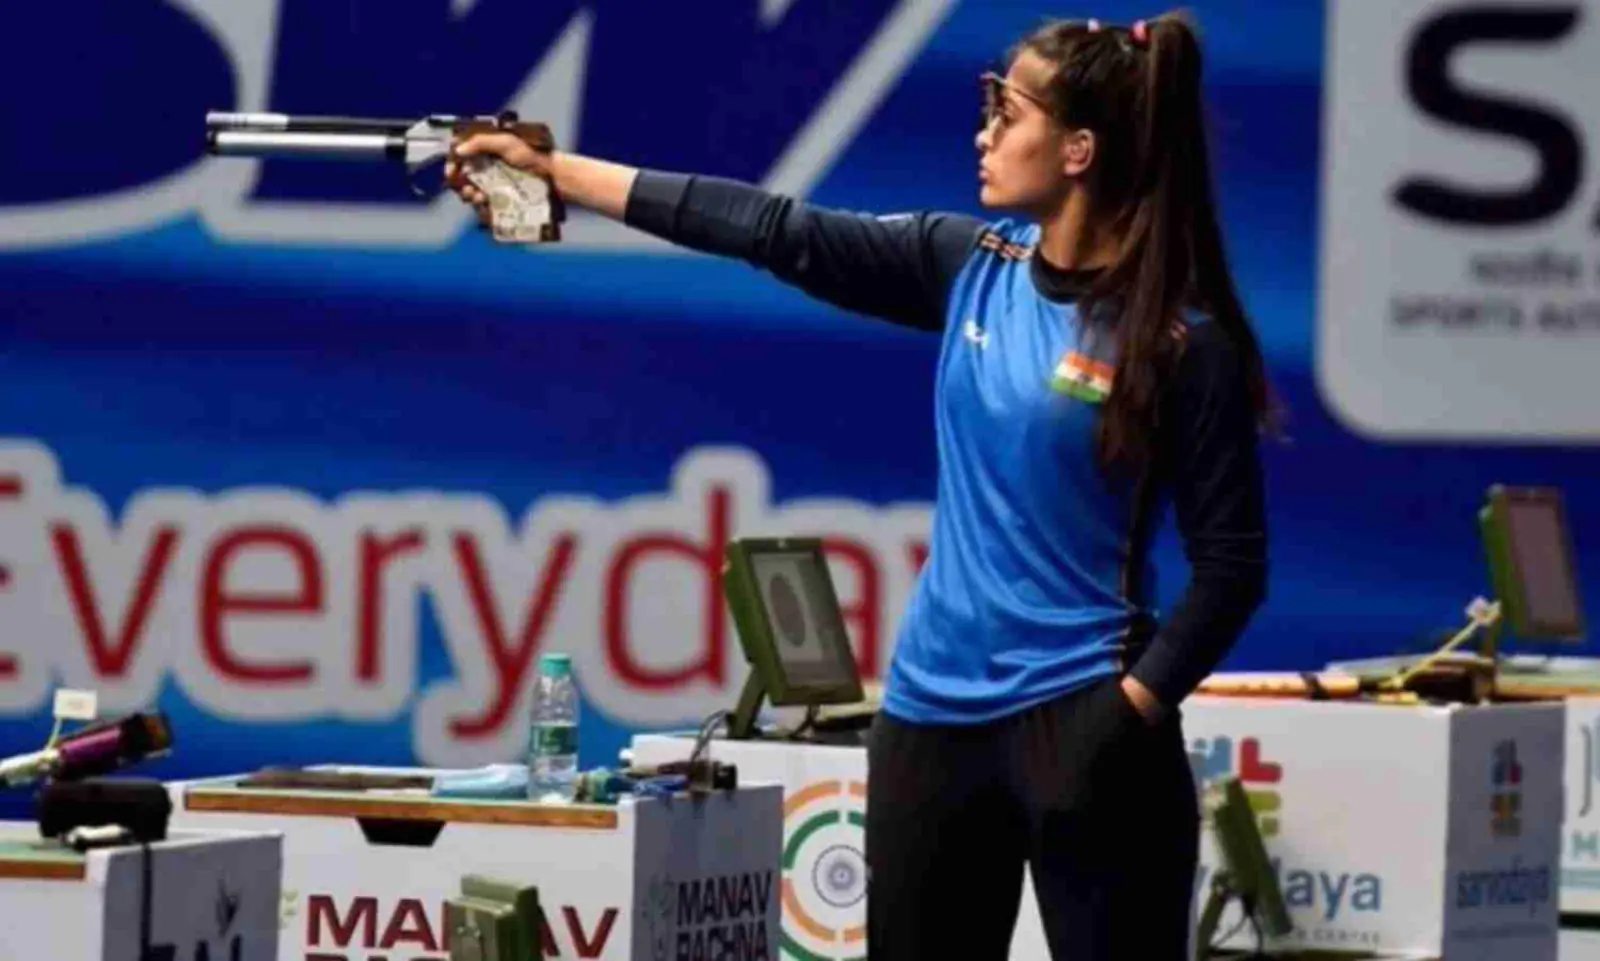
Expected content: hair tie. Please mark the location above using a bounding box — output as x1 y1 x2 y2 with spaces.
1130 20 1150 47
1086 18 1103 33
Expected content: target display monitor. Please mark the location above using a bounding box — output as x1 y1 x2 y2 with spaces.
723 538 864 739
1480 485 1586 650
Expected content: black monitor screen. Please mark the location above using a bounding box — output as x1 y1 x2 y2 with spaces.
1507 496 1584 637
749 549 853 688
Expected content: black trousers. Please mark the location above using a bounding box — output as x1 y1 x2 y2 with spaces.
864 677 1199 961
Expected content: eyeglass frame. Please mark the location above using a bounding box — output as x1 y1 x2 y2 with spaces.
979 71 1056 132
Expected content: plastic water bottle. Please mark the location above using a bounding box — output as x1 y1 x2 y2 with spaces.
527 653 579 802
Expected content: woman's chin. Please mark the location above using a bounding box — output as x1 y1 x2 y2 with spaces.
978 183 1028 211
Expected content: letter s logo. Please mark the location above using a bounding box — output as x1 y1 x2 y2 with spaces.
1393 5 1585 227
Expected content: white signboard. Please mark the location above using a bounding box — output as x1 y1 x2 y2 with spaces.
640 699 1564 961
628 735 1055 961
1562 699 1600 912
0 828 282 961
1320 0 1600 440
1442 704 1565 959
167 777 782 961
1184 698 1562 960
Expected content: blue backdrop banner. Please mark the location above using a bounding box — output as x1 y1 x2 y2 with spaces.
1 0 1596 800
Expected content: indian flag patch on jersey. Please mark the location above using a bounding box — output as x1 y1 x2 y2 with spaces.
1051 351 1113 403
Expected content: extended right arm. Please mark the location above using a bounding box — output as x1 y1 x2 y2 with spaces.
538 150 639 221
453 141 983 332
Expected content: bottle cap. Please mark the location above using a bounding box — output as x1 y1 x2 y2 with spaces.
540 652 572 679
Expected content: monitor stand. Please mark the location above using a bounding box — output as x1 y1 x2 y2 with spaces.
727 670 767 741
728 666 880 743
727 674 870 744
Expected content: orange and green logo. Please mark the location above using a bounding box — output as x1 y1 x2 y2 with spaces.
780 779 868 961
1189 735 1284 837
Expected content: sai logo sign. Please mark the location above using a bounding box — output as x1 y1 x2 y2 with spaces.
1491 738 1523 838
1320 0 1600 440
1188 735 1284 836
780 779 868 961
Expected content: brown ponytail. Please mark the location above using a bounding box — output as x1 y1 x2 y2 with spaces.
1016 11 1276 476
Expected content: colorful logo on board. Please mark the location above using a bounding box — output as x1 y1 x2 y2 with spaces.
1491 738 1522 838
1189 735 1284 837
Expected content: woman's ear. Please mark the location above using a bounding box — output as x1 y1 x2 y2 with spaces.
1060 128 1096 178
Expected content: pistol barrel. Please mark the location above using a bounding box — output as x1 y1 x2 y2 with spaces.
204 112 426 161
207 129 407 161
206 111 413 134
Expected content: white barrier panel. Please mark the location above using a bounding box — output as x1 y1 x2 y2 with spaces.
635 698 1564 961
1561 698 1600 913
1185 698 1562 960
167 772 782 961
630 734 1055 961
0 826 283 961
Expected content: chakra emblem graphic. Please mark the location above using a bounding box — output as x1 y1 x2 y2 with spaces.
782 779 868 961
